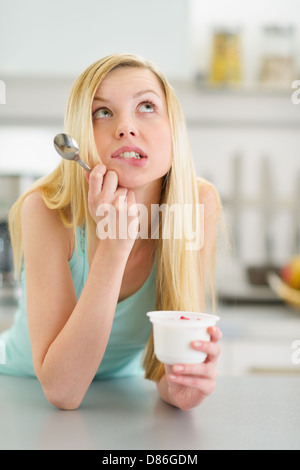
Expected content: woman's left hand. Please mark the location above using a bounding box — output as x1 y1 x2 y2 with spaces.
163 326 222 410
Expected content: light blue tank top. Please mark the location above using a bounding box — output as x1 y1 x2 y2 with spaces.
0 226 155 379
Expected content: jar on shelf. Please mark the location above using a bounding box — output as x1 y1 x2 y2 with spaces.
209 27 242 86
259 25 295 88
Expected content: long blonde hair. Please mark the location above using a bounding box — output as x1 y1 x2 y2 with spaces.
9 53 212 382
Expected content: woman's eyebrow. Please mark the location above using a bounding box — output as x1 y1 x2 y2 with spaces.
93 89 161 104
133 89 161 99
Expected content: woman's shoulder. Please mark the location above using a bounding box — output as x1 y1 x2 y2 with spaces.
21 190 73 259
21 190 60 224
196 177 222 219
21 189 47 209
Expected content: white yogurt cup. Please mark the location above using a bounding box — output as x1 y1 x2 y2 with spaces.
147 311 220 365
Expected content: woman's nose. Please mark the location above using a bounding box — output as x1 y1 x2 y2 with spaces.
115 117 138 139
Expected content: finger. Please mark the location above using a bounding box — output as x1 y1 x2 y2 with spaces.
191 340 221 364
88 164 107 198
207 326 223 343
168 374 217 394
172 362 218 380
102 170 119 198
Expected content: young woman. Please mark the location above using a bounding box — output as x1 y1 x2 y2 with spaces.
0 53 222 410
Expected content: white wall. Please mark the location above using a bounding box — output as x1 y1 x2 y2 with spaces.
0 0 189 80
1 0 300 82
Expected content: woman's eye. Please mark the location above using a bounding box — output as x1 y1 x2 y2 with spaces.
93 108 112 119
138 102 156 113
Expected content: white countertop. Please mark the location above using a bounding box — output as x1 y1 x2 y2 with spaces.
0 374 299 450
216 302 300 340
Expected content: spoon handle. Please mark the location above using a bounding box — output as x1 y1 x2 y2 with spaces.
76 158 91 173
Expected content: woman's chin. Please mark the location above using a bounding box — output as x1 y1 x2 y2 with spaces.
104 162 166 194
106 167 145 190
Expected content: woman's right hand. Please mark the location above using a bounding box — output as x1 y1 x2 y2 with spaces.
84 164 138 254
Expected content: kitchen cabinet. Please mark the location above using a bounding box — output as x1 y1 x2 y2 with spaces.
217 303 300 376
173 84 300 266
0 174 39 220
221 339 298 376
0 305 15 332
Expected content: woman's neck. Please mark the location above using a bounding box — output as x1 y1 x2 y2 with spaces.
127 177 163 259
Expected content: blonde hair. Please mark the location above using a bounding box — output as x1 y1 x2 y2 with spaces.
9 53 215 382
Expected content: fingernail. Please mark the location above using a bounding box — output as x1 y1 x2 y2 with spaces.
193 341 202 348
169 375 178 381
173 365 184 372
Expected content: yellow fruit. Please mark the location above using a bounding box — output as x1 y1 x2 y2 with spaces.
281 256 300 290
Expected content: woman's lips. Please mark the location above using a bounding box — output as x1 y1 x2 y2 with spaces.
111 146 147 159
111 145 148 167
111 155 148 167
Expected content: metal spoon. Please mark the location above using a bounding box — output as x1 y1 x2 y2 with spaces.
53 133 91 173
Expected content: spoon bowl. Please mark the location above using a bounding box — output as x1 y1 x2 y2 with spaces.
53 133 91 172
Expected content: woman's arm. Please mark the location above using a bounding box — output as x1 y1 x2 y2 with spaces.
23 166 136 410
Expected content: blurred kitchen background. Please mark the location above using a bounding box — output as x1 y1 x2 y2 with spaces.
1 0 300 376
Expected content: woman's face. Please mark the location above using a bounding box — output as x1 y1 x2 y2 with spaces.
92 67 172 190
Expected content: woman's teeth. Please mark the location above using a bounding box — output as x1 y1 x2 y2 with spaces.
118 152 142 159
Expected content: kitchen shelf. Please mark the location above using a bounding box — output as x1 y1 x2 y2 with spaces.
186 118 299 128
173 81 300 129
173 79 296 96
0 76 299 127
